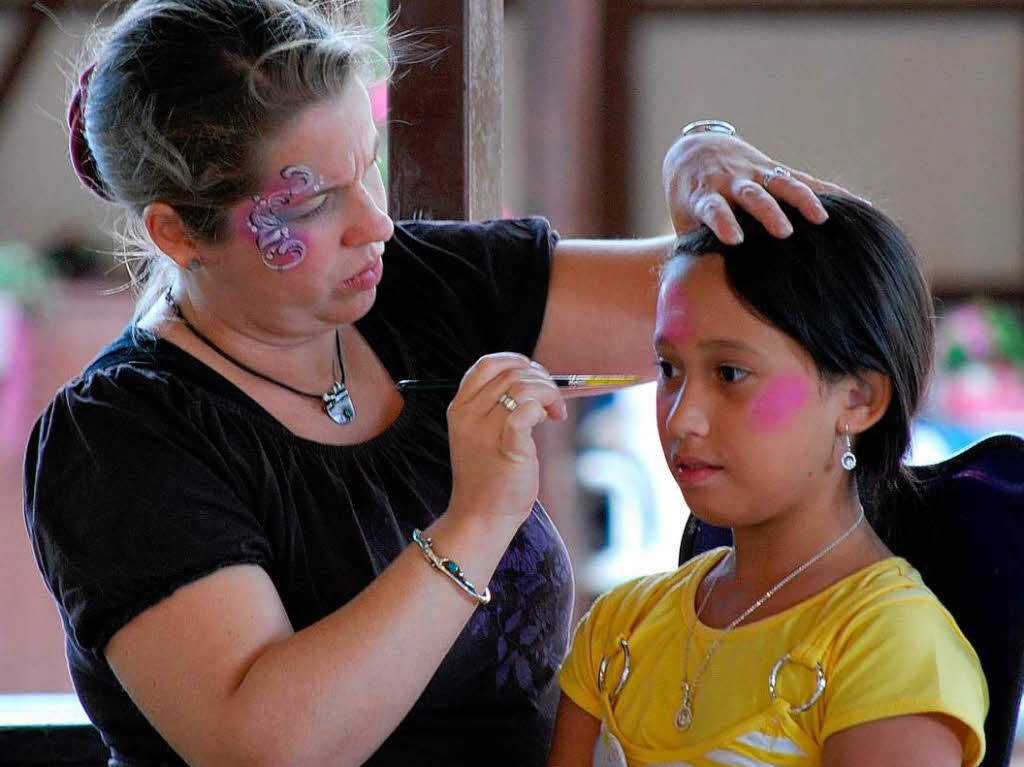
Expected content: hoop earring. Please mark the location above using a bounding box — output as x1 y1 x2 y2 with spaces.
840 425 857 471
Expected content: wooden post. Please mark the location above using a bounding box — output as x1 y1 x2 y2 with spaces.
387 0 503 221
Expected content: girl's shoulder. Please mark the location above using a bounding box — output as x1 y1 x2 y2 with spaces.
823 556 975 650
584 548 730 633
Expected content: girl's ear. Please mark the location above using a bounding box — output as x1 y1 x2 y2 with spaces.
143 203 198 269
838 370 893 435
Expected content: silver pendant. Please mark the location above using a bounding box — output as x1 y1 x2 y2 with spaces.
323 381 355 424
675 701 693 731
675 683 693 731
592 721 628 767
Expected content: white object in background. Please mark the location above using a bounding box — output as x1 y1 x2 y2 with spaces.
576 383 687 594
0 694 90 727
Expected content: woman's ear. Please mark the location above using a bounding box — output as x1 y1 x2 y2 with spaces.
143 203 197 269
838 370 893 435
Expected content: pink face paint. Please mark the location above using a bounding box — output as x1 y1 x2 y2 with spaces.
246 164 324 271
655 268 695 347
747 373 810 431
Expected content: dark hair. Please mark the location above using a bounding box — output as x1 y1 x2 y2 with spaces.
72 0 388 318
670 194 934 501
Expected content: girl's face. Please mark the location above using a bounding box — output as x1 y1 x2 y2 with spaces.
654 255 850 528
200 75 394 338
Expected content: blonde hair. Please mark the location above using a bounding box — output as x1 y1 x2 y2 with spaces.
76 0 391 321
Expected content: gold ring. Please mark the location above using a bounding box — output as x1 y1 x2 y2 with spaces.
498 393 519 412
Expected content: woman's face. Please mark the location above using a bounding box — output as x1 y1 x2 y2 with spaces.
200 75 394 338
654 255 849 528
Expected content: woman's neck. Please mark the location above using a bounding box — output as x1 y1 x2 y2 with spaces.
142 286 342 394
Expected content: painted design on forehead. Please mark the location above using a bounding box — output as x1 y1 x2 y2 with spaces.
748 373 810 432
655 278 694 345
246 164 324 271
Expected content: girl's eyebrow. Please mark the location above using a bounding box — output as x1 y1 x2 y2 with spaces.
698 338 763 356
653 336 766 358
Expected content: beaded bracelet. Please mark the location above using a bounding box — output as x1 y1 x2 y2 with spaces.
412 529 492 605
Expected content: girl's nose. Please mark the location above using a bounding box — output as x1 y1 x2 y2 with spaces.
665 384 710 438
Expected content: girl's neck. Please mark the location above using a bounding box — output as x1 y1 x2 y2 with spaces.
729 496 865 585
697 494 892 629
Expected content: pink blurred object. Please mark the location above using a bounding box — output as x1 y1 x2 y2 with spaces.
0 295 33 458
369 81 387 125
928 299 1024 428
936 362 1024 429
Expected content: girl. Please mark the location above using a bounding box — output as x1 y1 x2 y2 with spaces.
548 195 988 767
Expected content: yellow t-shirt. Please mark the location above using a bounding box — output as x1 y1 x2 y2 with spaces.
558 550 988 767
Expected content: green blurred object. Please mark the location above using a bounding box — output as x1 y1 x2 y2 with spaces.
940 299 1024 373
0 242 54 314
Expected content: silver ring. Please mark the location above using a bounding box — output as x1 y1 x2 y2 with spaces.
768 654 826 713
761 165 791 191
498 393 519 412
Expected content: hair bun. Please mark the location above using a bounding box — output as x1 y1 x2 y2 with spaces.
67 62 112 201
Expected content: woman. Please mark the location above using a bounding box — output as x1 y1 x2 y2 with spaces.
24 0 836 765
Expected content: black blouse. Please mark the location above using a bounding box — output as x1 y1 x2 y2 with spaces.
24 218 574 766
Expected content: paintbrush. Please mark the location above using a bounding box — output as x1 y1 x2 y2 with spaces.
396 374 639 393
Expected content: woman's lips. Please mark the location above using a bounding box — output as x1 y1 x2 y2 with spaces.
342 256 383 291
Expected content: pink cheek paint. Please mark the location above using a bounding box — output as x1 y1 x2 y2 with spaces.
244 164 324 271
747 373 810 432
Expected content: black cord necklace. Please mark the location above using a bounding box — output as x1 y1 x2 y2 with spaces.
164 288 355 425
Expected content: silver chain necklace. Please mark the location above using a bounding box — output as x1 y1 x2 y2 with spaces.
674 507 866 731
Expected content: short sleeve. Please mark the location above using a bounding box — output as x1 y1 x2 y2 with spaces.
24 365 272 657
557 600 607 721
821 598 988 766
557 574 658 722
383 218 556 360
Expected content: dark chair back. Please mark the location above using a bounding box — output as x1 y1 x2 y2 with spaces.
679 433 1024 767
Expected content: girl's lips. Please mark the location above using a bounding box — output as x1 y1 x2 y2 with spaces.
673 462 723 486
342 257 383 291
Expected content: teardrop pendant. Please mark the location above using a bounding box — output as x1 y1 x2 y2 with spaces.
675 683 693 731
323 382 356 424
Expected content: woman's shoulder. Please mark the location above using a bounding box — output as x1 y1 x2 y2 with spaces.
36 326 236 452
391 216 555 250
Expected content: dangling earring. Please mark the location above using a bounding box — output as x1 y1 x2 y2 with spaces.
187 258 203 271
841 425 857 471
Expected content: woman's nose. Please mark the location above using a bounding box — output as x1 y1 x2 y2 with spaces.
342 185 394 247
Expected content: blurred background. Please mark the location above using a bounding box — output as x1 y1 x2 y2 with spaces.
1 0 1022 754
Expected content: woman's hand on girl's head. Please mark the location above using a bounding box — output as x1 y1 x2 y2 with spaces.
446 353 567 527
662 131 853 244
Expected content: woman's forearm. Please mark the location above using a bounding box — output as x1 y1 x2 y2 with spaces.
533 236 671 378
108 509 523 767
229 510 519 767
